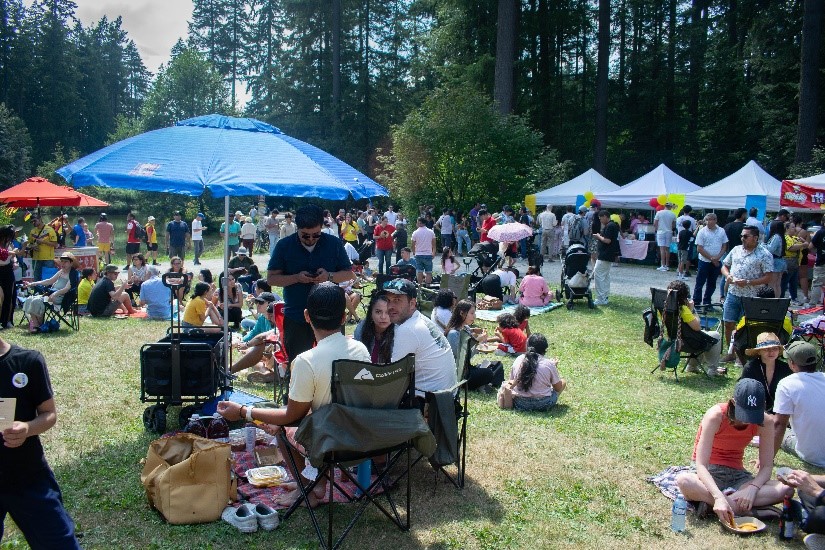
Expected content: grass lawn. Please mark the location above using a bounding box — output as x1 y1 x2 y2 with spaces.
2 293 820 549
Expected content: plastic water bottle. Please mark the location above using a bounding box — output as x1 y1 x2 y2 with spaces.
671 496 687 532
355 460 372 497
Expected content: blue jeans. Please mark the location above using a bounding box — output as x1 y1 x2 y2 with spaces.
781 262 799 300
456 230 471 255
513 393 558 412
376 248 393 274
693 260 722 305
441 233 453 250
0 467 81 549
268 234 278 258
519 238 528 258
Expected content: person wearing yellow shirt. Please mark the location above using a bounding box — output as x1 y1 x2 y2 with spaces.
340 213 359 244
182 282 222 332
145 216 159 266
27 214 58 280
76 268 96 314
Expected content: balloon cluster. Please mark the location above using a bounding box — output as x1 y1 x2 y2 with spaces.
583 191 601 209
648 194 675 212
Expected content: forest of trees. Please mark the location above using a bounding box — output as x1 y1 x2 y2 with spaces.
1 0 823 214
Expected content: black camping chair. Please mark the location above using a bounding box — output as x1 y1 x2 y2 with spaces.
43 285 80 331
733 297 791 363
413 329 470 490
649 288 718 380
280 354 422 550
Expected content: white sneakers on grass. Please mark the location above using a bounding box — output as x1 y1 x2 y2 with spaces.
222 502 280 533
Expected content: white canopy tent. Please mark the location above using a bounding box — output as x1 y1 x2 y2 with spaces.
533 168 620 206
685 160 781 211
598 164 700 209
787 172 825 185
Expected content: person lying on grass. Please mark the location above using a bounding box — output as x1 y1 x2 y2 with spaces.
217 282 370 507
675 378 791 526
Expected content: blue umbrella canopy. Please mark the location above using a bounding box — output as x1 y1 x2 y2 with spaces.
56 114 388 200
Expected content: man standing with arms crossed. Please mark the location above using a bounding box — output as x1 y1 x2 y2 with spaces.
537 204 557 262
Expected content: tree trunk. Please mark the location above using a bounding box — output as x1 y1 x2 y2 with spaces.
687 0 708 141
332 0 341 122
618 0 626 96
663 0 676 162
594 0 610 174
494 0 517 114
794 0 823 164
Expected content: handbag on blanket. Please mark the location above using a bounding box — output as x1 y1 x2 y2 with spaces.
140 433 237 524
497 379 516 409
477 296 503 310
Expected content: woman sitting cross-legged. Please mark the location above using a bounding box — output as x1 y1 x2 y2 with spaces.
509 333 566 411
354 294 394 364
22 252 80 332
675 379 792 525
181 282 223 332
444 299 504 392
518 265 551 307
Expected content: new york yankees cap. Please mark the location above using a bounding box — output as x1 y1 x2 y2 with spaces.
733 378 765 425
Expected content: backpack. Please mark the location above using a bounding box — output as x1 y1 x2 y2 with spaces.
134 223 147 241
568 217 585 245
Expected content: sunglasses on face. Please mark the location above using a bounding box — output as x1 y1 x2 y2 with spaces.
299 232 322 241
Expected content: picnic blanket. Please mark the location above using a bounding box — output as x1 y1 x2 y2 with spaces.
647 465 694 504
474 302 562 322
233 447 383 510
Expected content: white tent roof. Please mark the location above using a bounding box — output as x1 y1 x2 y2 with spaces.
685 160 781 211
788 172 825 185
533 168 620 206
598 164 700 209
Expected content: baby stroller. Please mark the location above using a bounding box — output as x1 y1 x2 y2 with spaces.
351 239 374 276
556 243 593 309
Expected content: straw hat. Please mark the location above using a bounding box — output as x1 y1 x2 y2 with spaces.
745 332 783 356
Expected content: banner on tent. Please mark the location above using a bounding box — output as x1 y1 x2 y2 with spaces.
780 180 825 210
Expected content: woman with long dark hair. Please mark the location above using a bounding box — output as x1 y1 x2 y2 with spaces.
218 273 244 329
354 294 394 363
0 225 17 328
509 333 566 411
766 220 786 298
444 299 503 391
666 279 723 376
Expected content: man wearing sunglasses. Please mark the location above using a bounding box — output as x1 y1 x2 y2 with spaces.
719 225 773 362
267 204 353 361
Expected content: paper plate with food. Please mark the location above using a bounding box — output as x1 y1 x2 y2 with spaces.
720 515 766 535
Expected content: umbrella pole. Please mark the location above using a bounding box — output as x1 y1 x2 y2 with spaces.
223 195 231 377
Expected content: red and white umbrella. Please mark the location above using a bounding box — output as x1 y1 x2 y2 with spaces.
486 222 533 242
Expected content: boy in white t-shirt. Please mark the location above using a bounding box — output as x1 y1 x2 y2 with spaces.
191 213 205 265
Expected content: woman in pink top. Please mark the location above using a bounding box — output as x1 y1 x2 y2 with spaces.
518 266 550 306
441 247 459 275
509 333 566 411
675 379 790 525
95 213 115 264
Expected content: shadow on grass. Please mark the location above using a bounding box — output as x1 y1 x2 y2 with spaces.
514 403 569 418
653 370 731 393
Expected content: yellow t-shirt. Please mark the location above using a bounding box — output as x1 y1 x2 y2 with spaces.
183 296 207 326
28 225 58 261
784 234 801 261
679 305 697 324
77 278 93 306
146 223 157 244
341 221 359 242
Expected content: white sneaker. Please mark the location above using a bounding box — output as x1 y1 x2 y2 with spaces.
222 504 258 533
656 266 667 271
251 503 279 531
705 366 718 377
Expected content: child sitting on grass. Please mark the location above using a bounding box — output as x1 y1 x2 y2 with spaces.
487 312 527 355
513 304 532 336
77 267 96 315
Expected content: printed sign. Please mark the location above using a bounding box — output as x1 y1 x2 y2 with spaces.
781 180 825 209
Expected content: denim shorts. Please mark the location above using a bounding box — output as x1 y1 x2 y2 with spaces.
723 292 745 323
678 250 690 263
416 255 433 273
513 393 558 412
771 257 787 273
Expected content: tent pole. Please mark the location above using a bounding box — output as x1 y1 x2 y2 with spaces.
223 195 230 376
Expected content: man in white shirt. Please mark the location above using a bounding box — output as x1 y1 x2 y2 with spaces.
411 217 436 284
537 205 557 262
745 207 764 239
264 210 280 257
384 205 398 226
653 202 677 271
693 213 728 307
773 341 825 468
382 278 456 397
560 205 576 251
191 212 205 265
435 208 454 251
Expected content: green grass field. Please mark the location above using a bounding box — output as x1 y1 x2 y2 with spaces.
1 294 820 549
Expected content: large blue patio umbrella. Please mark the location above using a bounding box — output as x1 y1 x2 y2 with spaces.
57 114 388 199
57 114 389 375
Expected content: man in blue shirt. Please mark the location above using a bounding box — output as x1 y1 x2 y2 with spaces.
267 204 353 361
72 217 86 247
165 211 190 259
138 266 172 320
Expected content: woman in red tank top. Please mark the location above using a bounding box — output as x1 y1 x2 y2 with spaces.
675 379 792 526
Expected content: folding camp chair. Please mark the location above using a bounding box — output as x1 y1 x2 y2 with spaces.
43 286 80 331
415 329 470 489
649 288 719 380
280 354 424 550
733 297 791 363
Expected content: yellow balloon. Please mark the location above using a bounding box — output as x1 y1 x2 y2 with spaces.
584 191 594 201
610 214 621 225
583 200 591 208
657 194 668 206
